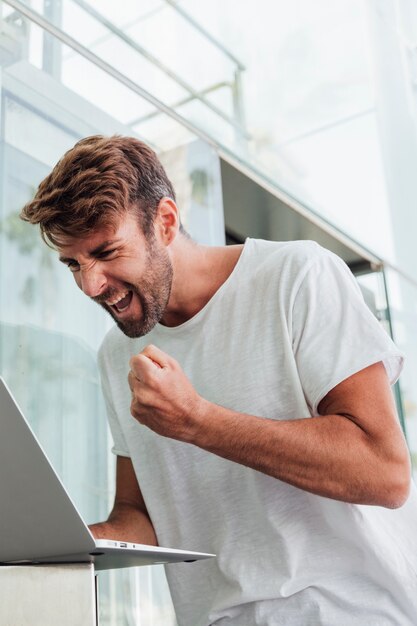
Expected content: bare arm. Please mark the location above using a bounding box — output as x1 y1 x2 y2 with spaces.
130 348 411 509
193 362 411 508
89 455 157 545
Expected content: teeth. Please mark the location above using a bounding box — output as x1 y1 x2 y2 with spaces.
107 290 129 306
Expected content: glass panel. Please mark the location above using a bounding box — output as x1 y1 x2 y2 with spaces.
34 0 414 281
171 0 400 256
33 0 242 147
0 5 224 624
355 269 406 433
385 268 417 477
355 270 390 335
17 0 417 287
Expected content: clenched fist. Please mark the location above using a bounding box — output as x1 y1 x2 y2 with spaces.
128 344 205 442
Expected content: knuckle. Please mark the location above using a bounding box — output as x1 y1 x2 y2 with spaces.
130 355 141 370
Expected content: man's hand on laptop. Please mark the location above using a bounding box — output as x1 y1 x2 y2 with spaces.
88 457 158 546
88 504 157 546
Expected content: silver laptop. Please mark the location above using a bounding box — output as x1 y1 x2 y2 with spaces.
0 377 214 570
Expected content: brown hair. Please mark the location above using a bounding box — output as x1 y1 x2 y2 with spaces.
20 135 177 246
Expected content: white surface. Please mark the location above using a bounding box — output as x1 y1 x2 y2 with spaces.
0 564 96 626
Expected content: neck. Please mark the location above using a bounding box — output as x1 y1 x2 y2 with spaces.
160 236 244 327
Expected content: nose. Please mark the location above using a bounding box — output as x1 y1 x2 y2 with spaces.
78 265 107 298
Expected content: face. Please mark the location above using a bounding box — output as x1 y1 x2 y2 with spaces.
57 213 173 338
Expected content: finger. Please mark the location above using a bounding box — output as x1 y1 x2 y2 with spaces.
128 372 144 404
129 353 148 379
130 353 165 383
141 344 172 368
128 370 136 392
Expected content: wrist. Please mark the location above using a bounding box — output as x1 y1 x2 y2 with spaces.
185 395 212 445
89 521 111 539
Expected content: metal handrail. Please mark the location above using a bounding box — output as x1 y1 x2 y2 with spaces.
129 81 232 126
71 0 250 139
3 0 222 148
7 0 417 289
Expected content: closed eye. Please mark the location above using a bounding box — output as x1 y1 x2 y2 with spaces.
66 260 80 272
95 248 117 260
59 247 118 271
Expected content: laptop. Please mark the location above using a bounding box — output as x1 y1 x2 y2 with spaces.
0 377 214 570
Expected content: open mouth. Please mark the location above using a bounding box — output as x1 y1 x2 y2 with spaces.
108 290 133 314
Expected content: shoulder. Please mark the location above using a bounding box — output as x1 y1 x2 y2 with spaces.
239 239 359 309
244 238 329 284
247 237 322 265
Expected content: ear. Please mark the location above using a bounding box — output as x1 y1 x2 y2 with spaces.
154 197 180 245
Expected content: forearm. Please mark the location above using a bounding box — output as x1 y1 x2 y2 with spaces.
129 351 410 508
89 503 158 546
190 400 409 507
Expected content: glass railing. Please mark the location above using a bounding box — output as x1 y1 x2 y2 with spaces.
4 1 417 282
0 2 227 622
385 268 417 474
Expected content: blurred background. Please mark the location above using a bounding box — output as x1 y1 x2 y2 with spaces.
1 1 416 623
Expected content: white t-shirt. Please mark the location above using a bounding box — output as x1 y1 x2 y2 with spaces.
98 238 417 626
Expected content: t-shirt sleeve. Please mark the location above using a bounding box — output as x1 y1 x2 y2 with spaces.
98 343 131 458
291 249 404 416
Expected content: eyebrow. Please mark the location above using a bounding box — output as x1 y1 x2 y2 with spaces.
58 239 122 264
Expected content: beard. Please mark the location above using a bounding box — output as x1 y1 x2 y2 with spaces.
95 238 173 338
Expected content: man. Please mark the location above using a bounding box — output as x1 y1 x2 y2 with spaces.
21 135 417 626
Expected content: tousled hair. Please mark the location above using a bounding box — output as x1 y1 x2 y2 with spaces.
20 135 178 246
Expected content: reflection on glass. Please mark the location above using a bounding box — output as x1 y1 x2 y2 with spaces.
0 7 225 622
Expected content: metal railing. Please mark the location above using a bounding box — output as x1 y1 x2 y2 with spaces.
2 0 226 149
70 0 249 139
2 0 248 141
163 0 246 130
6 0 417 295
